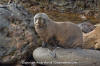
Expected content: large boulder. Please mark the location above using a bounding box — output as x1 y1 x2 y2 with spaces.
78 21 96 33
33 47 100 66
0 2 40 64
83 25 100 49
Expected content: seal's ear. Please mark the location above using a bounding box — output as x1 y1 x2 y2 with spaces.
42 18 46 24
43 18 50 25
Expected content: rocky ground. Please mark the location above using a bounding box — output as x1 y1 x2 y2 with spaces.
0 0 100 23
0 2 40 65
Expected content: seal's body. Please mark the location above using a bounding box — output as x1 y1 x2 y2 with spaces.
34 13 83 49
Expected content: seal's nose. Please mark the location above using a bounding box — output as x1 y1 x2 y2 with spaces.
35 19 39 25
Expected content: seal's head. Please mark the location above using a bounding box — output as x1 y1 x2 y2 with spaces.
34 13 50 28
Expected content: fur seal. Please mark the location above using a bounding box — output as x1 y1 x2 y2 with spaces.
34 13 83 49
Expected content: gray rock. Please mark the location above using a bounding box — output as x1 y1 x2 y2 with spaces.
33 47 100 66
0 7 11 19
78 21 96 33
0 2 39 63
0 16 9 29
7 2 32 21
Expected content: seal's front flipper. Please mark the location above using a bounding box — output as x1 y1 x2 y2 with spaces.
48 49 56 58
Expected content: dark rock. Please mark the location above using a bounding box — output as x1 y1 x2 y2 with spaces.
78 21 96 33
7 2 32 21
33 47 100 66
0 2 40 64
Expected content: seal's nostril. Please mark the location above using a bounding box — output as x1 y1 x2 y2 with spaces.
35 19 39 24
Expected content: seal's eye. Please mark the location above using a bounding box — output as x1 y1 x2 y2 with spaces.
36 17 44 24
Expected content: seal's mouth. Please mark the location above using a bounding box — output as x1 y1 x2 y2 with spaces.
35 22 44 29
35 19 47 29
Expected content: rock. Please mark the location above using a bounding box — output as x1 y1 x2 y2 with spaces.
7 2 32 21
33 47 100 66
83 25 100 49
0 6 10 30
0 6 12 19
0 2 40 63
78 21 96 33
0 17 9 29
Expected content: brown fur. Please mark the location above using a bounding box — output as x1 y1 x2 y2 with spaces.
34 13 83 49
